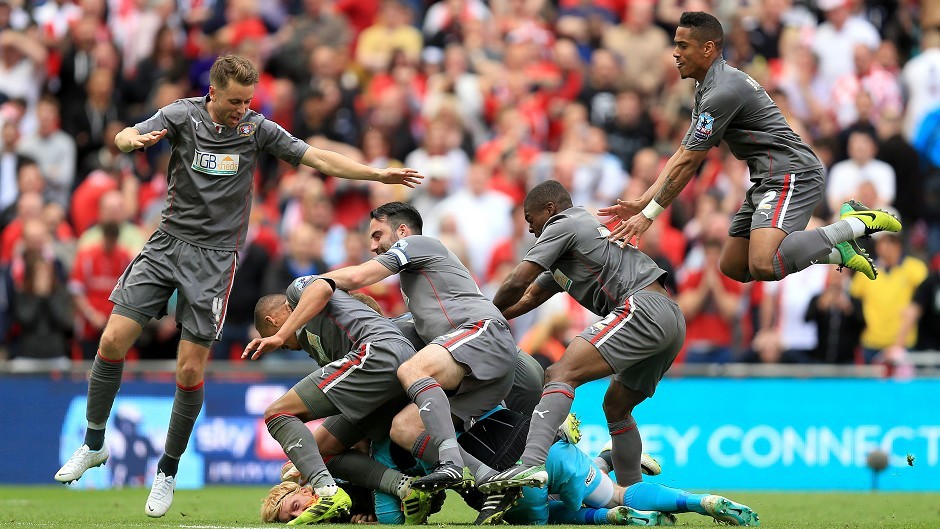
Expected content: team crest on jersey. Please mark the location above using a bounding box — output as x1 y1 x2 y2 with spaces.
192 150 239 175
238 122 256 136
596 226 611 238
552 269 573 292
693 112 714 141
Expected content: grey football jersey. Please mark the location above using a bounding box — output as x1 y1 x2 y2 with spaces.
134 96 308 251
373 235 507 344
285 275 410 365
682 59 822 179
526 207 666 316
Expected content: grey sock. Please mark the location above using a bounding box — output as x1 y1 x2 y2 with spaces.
463 447 496 482
520 382 574 466
326 450 403 496
407 377 463 466
411 431 434 462
85 354 125 450
608 416 642 486
266 414 334 488
163 382 204 463
818 220 857 246
773 229 836 278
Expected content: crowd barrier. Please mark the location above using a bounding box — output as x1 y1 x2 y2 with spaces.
1 362 936 491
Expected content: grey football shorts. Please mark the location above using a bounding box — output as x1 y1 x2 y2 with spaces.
431 319 517 427
729 168 826 238
299 339 414 423
578 290 685 397
109 230 237 341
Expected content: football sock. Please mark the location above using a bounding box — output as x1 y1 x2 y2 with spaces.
84 353 125 450
549 503 608 524
265 413 335 489
326 450 401 496
411 431 434 461
520 382 574 466
608 416 642 486
772 229 837 278
623 482 707 515
157 454 179 477
407 377 463 467
410 430 493 481
160 381 204 476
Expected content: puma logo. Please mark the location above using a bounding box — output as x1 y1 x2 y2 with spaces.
285 439 303 453
190 115 202 129
758 210 771 220
533 409 549 419
418 402 431 413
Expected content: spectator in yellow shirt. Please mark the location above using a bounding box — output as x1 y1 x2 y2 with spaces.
850 231 928 363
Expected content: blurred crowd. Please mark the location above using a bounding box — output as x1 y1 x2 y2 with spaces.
1 0 939 372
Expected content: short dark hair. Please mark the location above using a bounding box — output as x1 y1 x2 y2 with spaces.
209 54 259 90
678 11 724 50
524 180 573 212
254 293 286 334
370 202 423 234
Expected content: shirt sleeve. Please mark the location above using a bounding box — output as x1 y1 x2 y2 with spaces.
284 275 320 309
534 270 564 294
523 216 576 271
134 100 185 142
683 83 747 151
912 276 935 309
374 236 437 273
256 119 309 166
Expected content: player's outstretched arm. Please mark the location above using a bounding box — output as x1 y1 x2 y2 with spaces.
501 281 554 321
301 146 424 188
243 279 334 360
114 127 167 153
323 260 394 292
606 147 708 245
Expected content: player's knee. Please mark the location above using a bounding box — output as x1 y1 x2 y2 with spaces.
262 401 292 422
543 363 575 385
397 361 420 386
389 413 418 446
719 259 749 283
98 327 128 359
748 259 777 282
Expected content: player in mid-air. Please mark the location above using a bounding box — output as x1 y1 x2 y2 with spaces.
600 11 901 283
323 202 519 492
53 54 423 518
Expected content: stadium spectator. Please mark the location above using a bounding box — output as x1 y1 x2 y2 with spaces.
0 119 24 213
826 130 896 213
884 257 940 360
263 222 329 298
831 43 903 129
7 218 71 369
268 0 352 83
850 230 928 363
69 220 133 360
901 27 940 142
17 95 76 209
602 0 670 97
0 27 47 111
356 0 423 76
811 0 880 94
805 267 865 364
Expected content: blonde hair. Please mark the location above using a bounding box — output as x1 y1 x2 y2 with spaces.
261 481 301 523
209 54 259 90
349 291 384 316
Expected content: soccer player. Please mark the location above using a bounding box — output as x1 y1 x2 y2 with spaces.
493 415 758 527
323 202 518 491
476 180 683 517
600 11 901 283
244 278 436 524
54 54 423 518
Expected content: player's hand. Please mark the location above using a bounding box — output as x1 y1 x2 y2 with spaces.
597 198 644 221
242 335 285 360
378 167 424 188
608 214 653 247
126 129 167 151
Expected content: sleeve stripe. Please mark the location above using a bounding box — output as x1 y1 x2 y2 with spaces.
389 248 409 266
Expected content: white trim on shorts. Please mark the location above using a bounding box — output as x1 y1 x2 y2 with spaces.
592 295 636 349
318 343 373 393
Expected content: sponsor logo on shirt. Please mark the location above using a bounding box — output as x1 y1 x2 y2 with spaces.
693 112 714 141
192 150 239 175
552 269 573 291
305 330 330 365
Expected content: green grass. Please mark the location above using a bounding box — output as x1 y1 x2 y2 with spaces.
1 486 938 528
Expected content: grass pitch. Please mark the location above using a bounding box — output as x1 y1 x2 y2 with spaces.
1 486 937 528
